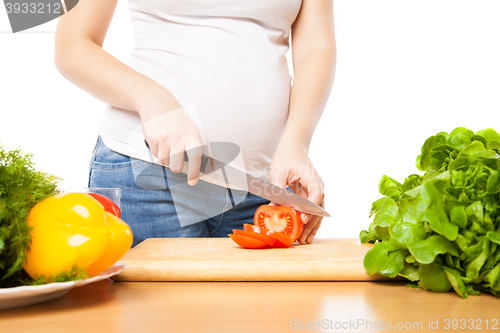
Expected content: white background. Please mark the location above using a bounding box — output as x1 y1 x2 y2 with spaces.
1 1 499 239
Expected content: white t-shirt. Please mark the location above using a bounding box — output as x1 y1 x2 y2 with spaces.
98 0 302 182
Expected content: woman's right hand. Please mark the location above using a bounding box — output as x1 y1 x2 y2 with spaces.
138 91 203 186
54 0 203 186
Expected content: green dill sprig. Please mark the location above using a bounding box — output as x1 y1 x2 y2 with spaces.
28 266 90 285
0 145 61 287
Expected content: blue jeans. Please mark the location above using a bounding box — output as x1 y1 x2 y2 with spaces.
88 136 269 247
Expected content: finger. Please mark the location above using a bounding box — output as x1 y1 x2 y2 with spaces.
288 182 304 197
147 139 159 160
289 183 311 224
304 179 325 223
306 219 322 244
169 145 185 173
306 201 325 243
298 200 325 242
298 215 320 245
157 141 170 166
288 183 307 222
291 174 323 224
301 213 310 225
185 139 202 186
303 178 325 205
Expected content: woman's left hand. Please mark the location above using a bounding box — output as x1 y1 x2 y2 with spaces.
270 140 325 245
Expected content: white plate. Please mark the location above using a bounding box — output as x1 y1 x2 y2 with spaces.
0 262 125 310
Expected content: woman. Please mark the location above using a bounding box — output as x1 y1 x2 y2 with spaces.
54 0 336 247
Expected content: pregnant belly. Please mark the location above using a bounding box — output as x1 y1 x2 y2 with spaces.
128 49 292 176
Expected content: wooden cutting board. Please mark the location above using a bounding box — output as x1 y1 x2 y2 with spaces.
114 238 391 282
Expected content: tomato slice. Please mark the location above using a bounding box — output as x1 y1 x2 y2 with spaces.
229 234 268 249
243 223 293 248
266 231 294 248
233 229 279 247
243 223 261 233
254 205 304 242
88 193 121 218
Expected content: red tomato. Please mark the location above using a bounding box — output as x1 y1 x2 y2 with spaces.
88 193 121 218
229 234 268 249
243 224 293 248
232 229 278 247
254 205 304 242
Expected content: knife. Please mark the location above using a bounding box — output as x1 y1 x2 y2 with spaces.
144 140 330 217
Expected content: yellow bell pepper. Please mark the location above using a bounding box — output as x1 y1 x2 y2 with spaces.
23 192 132 279
87 212 133 276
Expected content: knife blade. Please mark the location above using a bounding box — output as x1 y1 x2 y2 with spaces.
144 140 330 217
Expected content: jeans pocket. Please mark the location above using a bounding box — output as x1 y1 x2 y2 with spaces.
91 136 147 170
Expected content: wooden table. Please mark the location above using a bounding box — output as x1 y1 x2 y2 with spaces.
1 279 499 333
